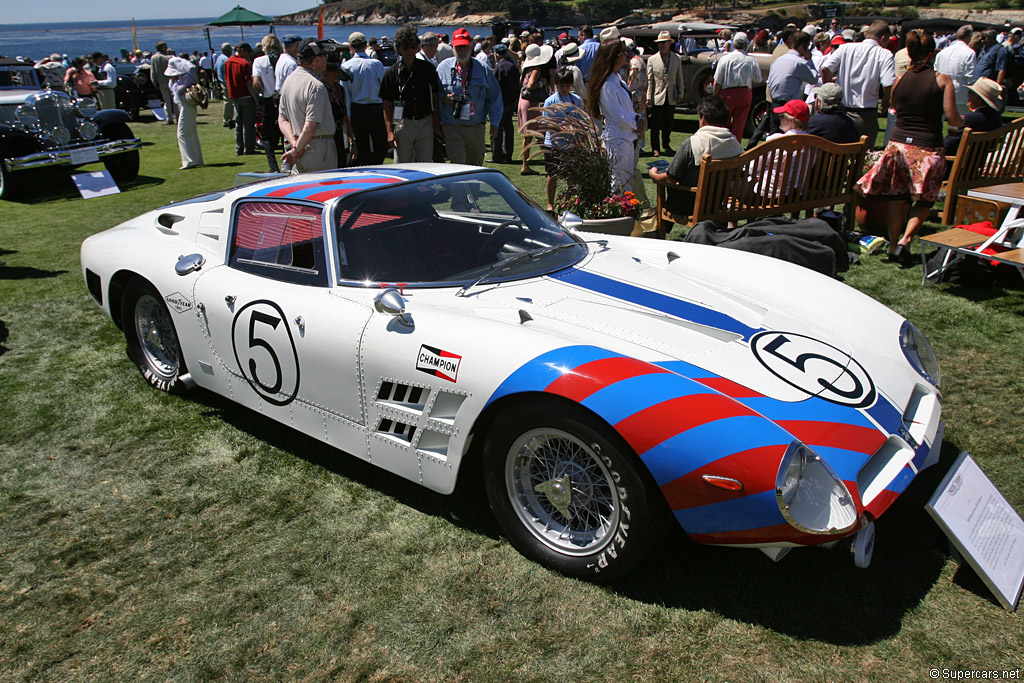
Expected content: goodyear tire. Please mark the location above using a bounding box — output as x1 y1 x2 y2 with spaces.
483 400 659 581
101 122 140 183
122 279 187 394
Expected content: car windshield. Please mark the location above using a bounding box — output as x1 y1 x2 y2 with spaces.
0 65 40 89
334 170 585 287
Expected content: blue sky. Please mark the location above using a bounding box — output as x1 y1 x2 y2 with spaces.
6 1 315 24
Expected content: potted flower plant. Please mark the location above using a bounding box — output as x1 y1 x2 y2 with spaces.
523 103 640 235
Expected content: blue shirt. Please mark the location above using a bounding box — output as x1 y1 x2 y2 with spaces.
578 39 600 81
436 56 503 127
343 52 386 108
977 43 1009 81
541 91 583 147
215 53 229 82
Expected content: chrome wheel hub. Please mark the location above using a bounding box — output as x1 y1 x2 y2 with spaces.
506 428 619 555
134 294 178 377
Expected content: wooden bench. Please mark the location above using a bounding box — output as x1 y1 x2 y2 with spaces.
939 116 1024 226
654 134 869 234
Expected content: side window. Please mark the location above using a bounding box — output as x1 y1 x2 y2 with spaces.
230 201 327 286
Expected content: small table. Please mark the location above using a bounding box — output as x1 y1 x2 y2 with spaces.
921 182 1024 283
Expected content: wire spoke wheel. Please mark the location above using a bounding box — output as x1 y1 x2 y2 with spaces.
483 401 659 580
133 293 180 378
506 428 619 555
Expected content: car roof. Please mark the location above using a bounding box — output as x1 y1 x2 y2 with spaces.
236 164 483 204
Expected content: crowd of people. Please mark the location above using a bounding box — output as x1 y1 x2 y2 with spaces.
24 17 1024 253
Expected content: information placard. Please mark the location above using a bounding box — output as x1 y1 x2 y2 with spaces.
926 452 1024 611
71 171 120 199
69 146 99 165
149 101 167 121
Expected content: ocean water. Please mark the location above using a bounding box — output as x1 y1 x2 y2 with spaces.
0 18 468 62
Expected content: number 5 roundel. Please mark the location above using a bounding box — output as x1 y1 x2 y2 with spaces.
750 331 876 408
231 300 300 406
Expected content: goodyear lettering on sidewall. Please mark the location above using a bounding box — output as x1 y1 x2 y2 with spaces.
417 344 461 382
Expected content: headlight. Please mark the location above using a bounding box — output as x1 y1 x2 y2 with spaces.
776 441 857 535
79 120 98 140
76 98 98 118
16 103 37 127
900 321 941 387
51 127 71 145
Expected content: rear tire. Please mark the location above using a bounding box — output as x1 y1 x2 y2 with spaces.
122 279 187 394
482 400 660 581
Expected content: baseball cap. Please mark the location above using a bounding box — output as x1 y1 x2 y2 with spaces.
282 35 302 45
348 31 367 46
774 99 810 121
494 43 508 55
831 35 846 46
559 32 569 41
813 82 843 106
452 28 472 47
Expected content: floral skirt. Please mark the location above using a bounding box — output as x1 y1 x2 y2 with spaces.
855 140 946 203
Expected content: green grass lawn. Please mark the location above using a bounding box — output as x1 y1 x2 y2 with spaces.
1 107 1023 680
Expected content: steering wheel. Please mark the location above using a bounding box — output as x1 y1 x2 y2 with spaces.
477 220 528 263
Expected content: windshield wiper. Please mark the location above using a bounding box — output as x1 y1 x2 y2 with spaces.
456 240 602 297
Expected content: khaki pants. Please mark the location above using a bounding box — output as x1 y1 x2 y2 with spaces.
442 122 486 166
394 116 434 163
292 138 338 174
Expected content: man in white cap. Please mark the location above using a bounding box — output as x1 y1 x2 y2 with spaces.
646 30 685 156
343 31 387 165
712 32 762 141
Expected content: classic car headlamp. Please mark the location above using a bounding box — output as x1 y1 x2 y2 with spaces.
79 120 99 140
75 97 98 118
776 441 857 535
16 103 37 127
900 321 941 387
51 126 71 145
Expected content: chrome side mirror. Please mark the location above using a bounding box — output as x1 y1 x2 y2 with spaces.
374 288 413 327
175 253 205 276
560 211 583 231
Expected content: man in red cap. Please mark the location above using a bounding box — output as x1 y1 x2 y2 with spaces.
437 27 503 165
755 99 812 199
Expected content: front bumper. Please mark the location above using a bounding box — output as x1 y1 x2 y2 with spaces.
4 138 142 172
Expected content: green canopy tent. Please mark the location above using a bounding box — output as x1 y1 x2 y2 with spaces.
207 5 275 40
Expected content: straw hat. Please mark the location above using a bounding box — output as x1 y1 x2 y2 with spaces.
967 77 1004 110
522 43 554 69
655 30 674 43
561 42 583 63
599 26 620 42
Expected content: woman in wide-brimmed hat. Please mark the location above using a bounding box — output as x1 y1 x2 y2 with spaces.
517 42 554 175
165 56 204 170
943 77 1005 156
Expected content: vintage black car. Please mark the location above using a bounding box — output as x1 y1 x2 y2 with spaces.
114 62 162 121
0 58 141 200
620 22 773 135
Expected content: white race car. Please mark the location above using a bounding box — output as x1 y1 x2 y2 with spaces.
81 165 944 579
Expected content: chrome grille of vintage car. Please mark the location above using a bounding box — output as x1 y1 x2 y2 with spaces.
33 94 81 142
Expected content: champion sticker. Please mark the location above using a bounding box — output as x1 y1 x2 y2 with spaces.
417 345 461 382
164 292 193 314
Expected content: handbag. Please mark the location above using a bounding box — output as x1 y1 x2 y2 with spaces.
186 83 209 109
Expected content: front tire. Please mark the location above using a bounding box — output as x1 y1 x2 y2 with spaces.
121 279 187 394
0 157 20 200
101 121 140 183
483 401 660 581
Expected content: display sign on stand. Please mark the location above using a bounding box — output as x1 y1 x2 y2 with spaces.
926 452 1024 611
72 171 120 199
